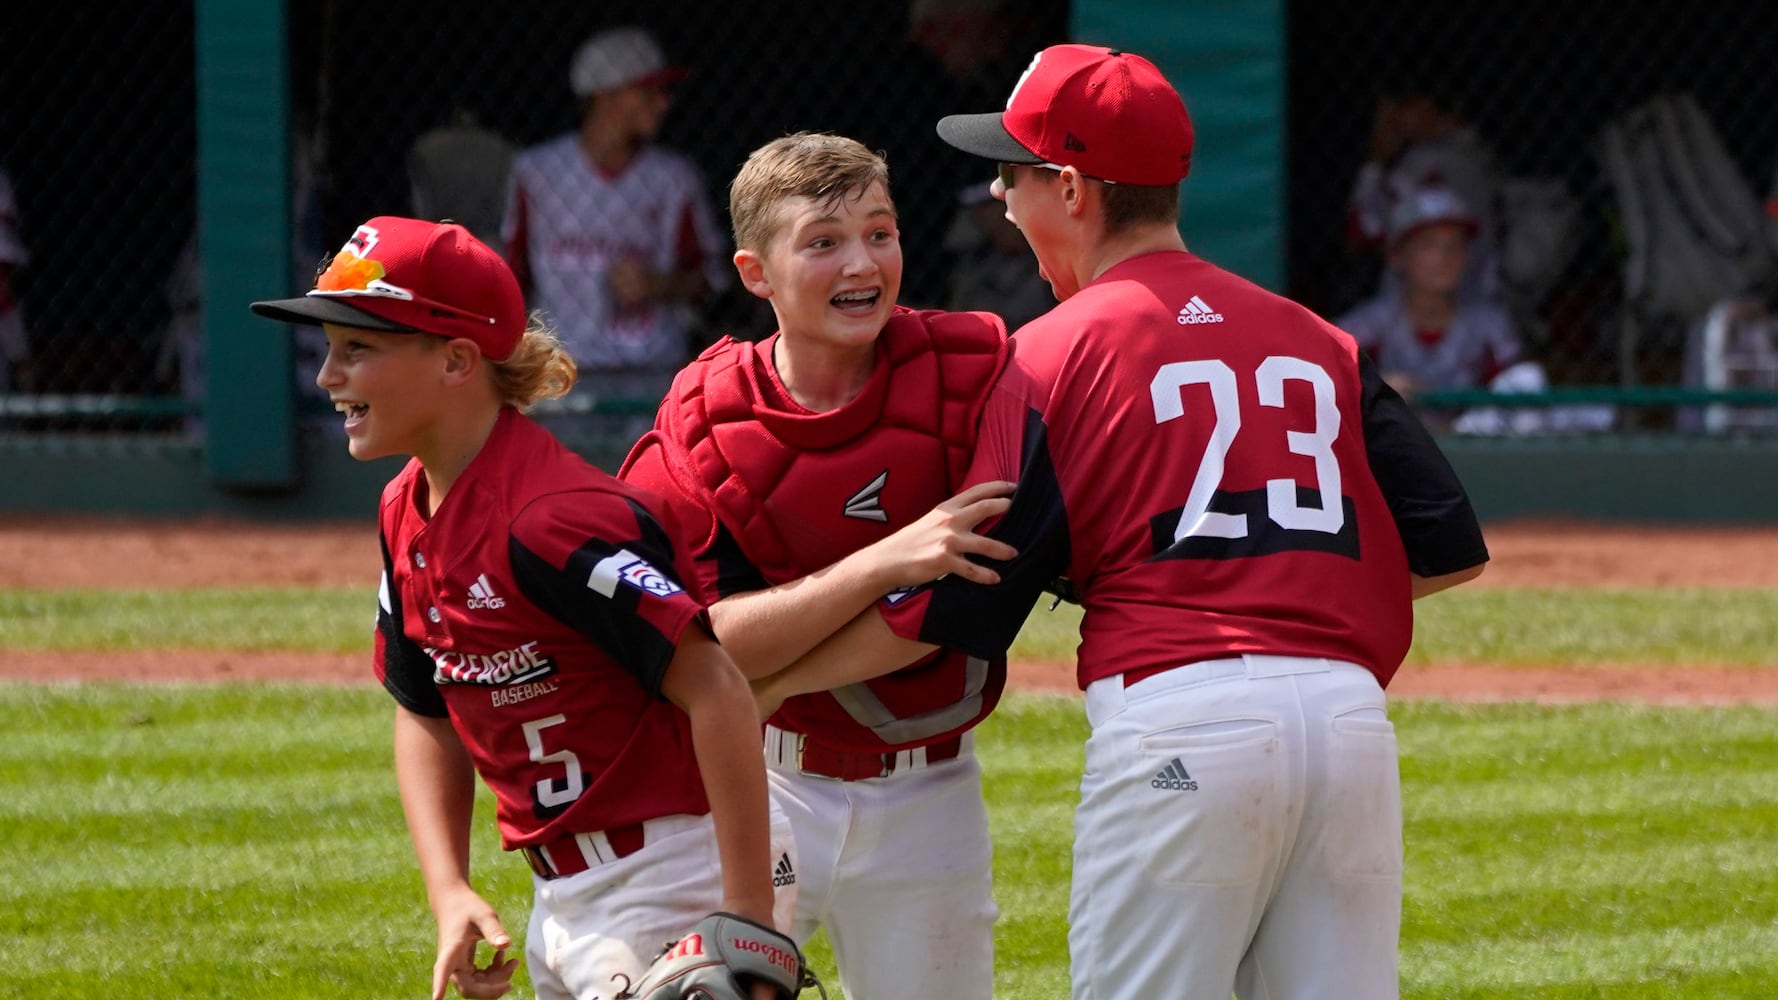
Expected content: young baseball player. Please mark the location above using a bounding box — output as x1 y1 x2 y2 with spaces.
501 25 730 441
617 132 1015 999
754 47 1491 1000
248 216 798 1000
1337 184 1525 405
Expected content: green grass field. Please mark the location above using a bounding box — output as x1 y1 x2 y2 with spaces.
4 584 1777 997
6 585 1778 666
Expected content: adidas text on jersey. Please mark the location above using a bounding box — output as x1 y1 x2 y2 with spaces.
467 573 507 610
1175 295 1224 325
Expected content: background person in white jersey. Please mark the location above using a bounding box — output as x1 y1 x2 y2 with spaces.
501 26 730 442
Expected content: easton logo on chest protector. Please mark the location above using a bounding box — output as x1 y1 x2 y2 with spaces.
843 471 890 522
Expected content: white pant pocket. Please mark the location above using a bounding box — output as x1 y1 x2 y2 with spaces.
1134 718 1281 886
1322 708 1403 879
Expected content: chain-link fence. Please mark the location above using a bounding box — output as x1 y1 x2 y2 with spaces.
4 1 1776 440
0 1 198 432
1290 1 1778 432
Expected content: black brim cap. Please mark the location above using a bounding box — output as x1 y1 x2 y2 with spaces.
936 112 1044 164
248 294 424 333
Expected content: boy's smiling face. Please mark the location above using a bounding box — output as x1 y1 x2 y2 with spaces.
735 180 903 352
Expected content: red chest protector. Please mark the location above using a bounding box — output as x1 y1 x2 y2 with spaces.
654 307 1005 580
631 307 1010 752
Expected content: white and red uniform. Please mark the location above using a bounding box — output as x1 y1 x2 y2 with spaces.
620 307 1008 999
883 253 1487 999
501 137 730 374
1347 129 1504 303
1337 288 1523 394
374 407 795 1000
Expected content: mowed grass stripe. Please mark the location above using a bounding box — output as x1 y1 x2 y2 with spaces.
1 686 525 999
6 586 1778 667
1405 922 1778 998
0 587 372 652
6 690 1778 998
1010 588 1778 667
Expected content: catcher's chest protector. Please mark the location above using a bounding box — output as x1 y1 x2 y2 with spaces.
664 308 1006 584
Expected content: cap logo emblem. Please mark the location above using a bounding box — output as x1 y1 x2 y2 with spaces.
343 223 380 258
1006 50 1045 109
313 248 414 302
1064 133 1088 152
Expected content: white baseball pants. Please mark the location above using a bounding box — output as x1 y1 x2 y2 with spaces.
765 728 999 1000
1070 655 1403 1000
525 807 798 1000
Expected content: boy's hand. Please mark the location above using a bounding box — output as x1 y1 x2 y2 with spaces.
431 889 517 1000
869 480 1018 589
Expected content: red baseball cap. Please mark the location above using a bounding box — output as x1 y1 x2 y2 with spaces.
937 44 1194 186
250 216 525 361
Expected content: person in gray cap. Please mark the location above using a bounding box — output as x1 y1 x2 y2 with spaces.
500 26 730 448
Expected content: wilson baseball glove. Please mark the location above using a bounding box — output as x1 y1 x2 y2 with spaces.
614 911 822 1000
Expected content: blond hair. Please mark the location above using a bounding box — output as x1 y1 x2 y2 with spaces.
729 132 892 253
490 314 578 410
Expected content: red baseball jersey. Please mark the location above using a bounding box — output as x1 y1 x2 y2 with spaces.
883 251 1487 690
375 407 713 850
620 309 1010 752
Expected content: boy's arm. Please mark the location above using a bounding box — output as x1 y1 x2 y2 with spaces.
392 707 516 1000
659 626 778 928
750 607 936 720
708 481 1016 679
1413 563 1486 599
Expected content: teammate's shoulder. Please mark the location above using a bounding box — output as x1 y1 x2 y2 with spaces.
1334 292 1396 329
665 334 758 401
378 459 426 511
511 466 652 533
512 133 576 167
1454 296 1517 328
896 306 1008 352
636 144 707 180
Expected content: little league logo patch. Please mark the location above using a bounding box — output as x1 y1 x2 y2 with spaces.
882 585 918 606
587 548 685 599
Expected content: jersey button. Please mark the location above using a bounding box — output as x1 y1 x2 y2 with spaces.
414 552 427 568
428 607 441 623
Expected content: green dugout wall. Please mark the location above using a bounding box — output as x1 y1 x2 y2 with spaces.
1 0 1773 523
1074 0 1285 288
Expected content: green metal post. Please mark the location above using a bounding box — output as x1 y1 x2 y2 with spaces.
196 0 296 488
1072 0 1286 290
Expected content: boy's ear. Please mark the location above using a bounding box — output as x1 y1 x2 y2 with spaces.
733 248 773 300
440 338 483 384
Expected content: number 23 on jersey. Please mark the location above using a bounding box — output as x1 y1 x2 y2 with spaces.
1147 355 1359 562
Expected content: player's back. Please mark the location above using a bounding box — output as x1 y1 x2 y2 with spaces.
1011 251 1412 686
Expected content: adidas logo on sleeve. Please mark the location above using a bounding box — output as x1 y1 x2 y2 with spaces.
1151 757 1198 791
1175 295 1224 325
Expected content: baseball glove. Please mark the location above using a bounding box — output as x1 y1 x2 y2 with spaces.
614 911 823 1000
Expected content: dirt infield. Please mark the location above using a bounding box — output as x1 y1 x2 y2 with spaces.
4 515 1778 704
